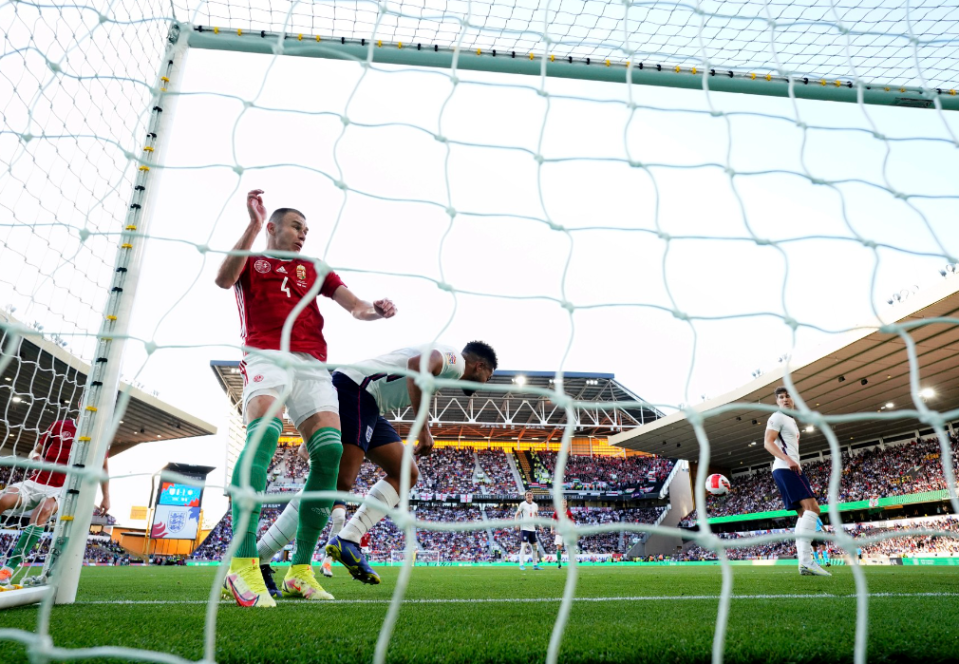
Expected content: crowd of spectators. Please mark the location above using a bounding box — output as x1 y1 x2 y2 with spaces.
672 516 959 561
85 539 130 564
0 462 25 490
415 448 480 495
354 461 386 493
475 450 518 494
1 531 133 569
856 517 959 556
256 446 677 500
484 505 663 555
410 506 494 562
703 436 959 518
191 502 668 562
266 446 309 483
533 452 673 492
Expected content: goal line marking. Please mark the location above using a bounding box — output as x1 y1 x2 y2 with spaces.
73 592 959 606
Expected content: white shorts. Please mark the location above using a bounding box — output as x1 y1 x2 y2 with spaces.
240 351 339 428
554 535 564 547
4 479 62 515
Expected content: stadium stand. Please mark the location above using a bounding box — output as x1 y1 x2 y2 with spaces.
191 445 673 562
416 448 481 495
533 452 673 492
699 435 959 518
672 516 959 561
475 450 520 494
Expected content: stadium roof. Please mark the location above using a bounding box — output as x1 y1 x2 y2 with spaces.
0 313 216 458
610 276 959 471
210 362 662 441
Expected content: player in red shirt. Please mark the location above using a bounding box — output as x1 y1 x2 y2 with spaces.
215 189 396 608
551 499 575 569
0 420 110 584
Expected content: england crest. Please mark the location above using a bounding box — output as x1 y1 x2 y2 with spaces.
168 510 187 534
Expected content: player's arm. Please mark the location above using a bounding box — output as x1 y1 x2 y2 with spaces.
763 418 800 472
215 189 265 289
331 286 396 321
98 456 111 515
406 350 444 456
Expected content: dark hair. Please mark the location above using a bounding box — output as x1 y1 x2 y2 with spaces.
268 208 305 226
463 340 498 371
774 386 790 397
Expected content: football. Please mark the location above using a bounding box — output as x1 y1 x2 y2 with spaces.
706 473 731 496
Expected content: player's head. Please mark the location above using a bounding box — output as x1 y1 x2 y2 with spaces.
460 341 498 395
563 498 568 509
266 208 308 252
525 491 533 503
775 386 794 410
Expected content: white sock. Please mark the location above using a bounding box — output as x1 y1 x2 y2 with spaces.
331 505 346 534
519 543 527 564
257 497 300 564
795 511 818 566
322 505 347 563
339 480 399 544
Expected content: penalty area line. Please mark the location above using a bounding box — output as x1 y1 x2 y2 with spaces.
73 592 959 606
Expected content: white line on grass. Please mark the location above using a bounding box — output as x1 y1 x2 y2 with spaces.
74 592 959 606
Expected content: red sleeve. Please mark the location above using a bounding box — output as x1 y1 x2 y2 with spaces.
236 257 252 290
320 269 345 299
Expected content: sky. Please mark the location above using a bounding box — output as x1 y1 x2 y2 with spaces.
4 20 959 529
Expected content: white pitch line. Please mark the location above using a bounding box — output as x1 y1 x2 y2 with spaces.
72 592 959 606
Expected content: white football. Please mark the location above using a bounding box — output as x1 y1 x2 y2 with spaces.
706 473 731 496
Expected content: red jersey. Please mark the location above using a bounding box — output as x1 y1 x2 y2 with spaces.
552 508 574 521
30 420 77 488
233 256 346 361
360 532 372 549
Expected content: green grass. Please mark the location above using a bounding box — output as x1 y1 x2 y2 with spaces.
3 565 959 663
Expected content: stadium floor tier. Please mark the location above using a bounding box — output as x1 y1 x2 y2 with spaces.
4 566 959 663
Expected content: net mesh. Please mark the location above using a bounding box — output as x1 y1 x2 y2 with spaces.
1 0 959 664
180 0 959 88
0 0 170 587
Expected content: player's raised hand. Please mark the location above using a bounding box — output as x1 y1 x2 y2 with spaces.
413 426 434 457
247 189 267 227
374 299 396 318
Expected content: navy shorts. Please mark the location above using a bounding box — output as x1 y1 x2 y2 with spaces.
333 372 402 452
520 530 538 544
772 469 816 511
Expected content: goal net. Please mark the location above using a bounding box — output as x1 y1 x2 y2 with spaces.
2 0 959 663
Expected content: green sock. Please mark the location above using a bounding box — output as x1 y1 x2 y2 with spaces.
231 416 282 558
7 524 43 568
292 427 342 566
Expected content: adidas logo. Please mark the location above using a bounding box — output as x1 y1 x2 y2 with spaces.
276 266 287 273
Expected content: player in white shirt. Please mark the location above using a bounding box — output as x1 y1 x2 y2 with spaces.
765 386 830 577
254 341 497 585
515 492 543 571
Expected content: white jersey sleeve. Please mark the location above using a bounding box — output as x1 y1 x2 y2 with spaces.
337 344 465 414
766 411 801 471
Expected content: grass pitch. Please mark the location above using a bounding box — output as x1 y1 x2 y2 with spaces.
2 564 959 663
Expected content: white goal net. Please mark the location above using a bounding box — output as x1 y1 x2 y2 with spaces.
1 1 958 664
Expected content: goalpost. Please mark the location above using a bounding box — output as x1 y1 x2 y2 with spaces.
1 0 959 663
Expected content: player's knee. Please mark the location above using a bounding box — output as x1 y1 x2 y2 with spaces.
36 500 56 524
309 440 343 468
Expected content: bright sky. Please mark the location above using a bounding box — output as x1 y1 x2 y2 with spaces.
6 35 959 529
